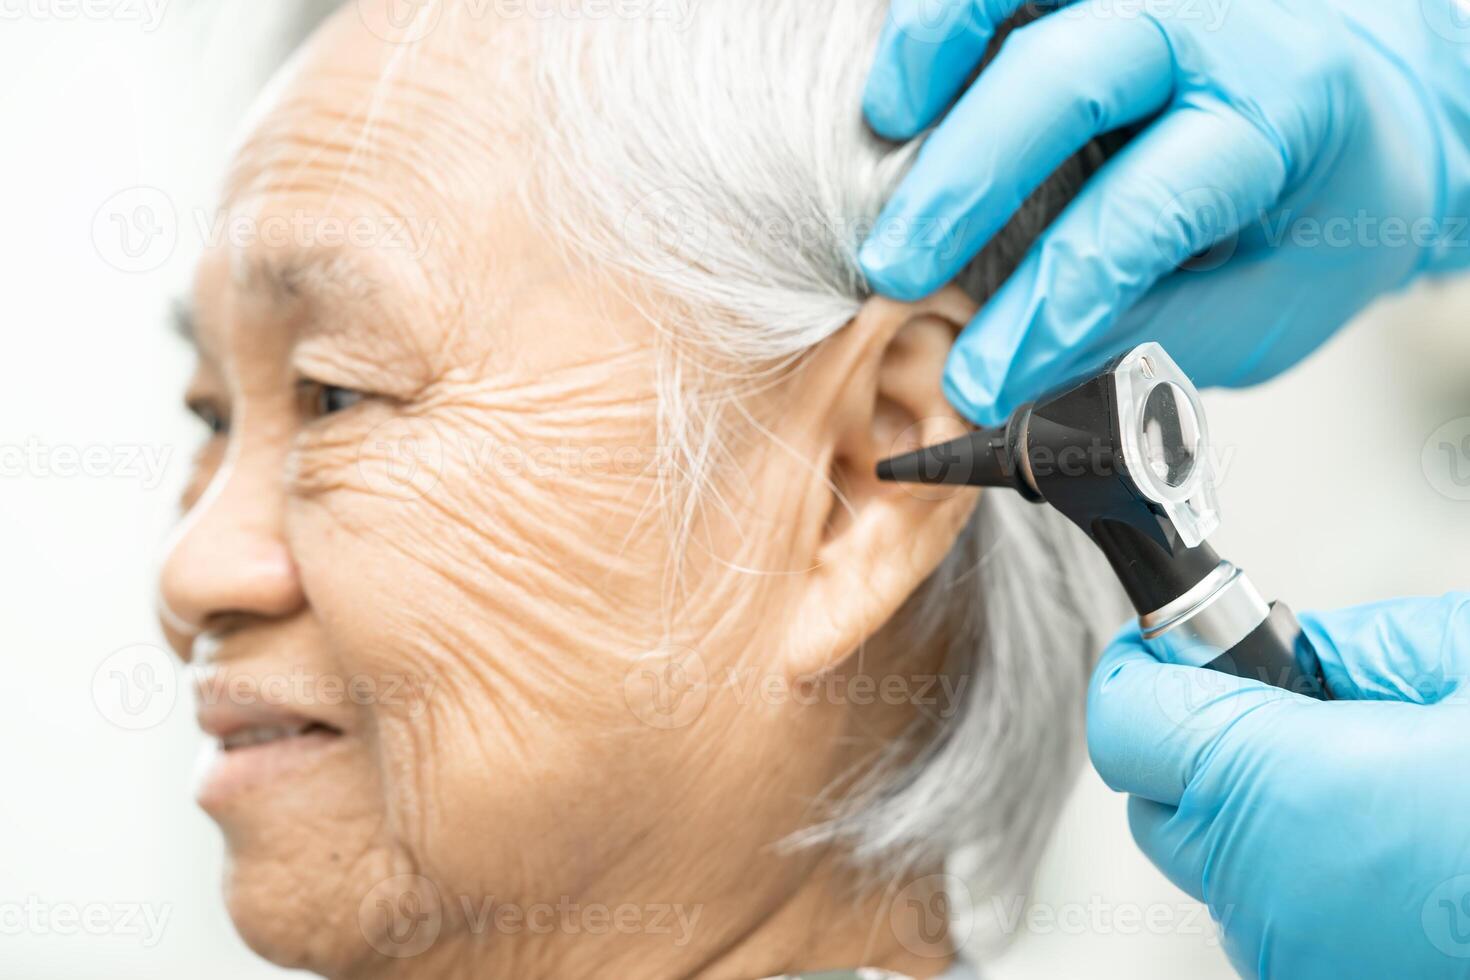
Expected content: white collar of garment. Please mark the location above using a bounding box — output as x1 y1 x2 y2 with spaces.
761 959 981 980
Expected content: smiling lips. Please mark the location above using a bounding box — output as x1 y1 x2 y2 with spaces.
217 719 341 750
192 680 350 809
196 694 346 749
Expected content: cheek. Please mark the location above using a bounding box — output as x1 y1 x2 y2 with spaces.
280 376 689 890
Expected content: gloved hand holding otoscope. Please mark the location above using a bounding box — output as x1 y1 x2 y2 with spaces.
859 0 1470 976
876 342 1328 700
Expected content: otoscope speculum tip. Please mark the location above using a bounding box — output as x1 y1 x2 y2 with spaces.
875 428 1018 490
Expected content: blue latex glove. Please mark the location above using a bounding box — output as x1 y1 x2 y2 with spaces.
860 0 1470 426
1088 593 1470 979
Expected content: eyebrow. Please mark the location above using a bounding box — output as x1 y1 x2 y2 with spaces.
168 252 382 348
240 251 384 307
170 297 198 348
173 249 417 374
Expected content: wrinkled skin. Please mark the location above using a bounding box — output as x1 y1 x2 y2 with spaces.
158 6 981 978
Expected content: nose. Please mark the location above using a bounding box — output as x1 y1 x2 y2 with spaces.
158 442 304 662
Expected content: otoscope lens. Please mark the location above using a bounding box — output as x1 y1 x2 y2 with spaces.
1140 382 1199 487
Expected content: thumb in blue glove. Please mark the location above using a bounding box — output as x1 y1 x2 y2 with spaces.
1087 593 1470 979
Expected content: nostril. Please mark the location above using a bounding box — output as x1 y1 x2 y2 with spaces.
158 520 305 644
199 610 270 640
156 598 203 664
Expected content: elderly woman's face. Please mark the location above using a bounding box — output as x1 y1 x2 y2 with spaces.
159 7 974 978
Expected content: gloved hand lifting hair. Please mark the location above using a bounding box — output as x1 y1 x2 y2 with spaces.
859 0 1470 427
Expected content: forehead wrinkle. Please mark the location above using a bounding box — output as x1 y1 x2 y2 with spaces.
226 33 504 220
227 66 469 203
207 7 543 382
221 8 531 294
225 109 461 220
223 94 494 275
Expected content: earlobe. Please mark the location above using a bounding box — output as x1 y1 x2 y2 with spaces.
779 285 981 683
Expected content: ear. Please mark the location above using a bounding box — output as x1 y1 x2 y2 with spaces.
777 284 981 682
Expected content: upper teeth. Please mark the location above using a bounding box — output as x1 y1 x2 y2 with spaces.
221 723 314 750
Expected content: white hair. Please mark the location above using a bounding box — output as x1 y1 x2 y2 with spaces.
524 0 1121 918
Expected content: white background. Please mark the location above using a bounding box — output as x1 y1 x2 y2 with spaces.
2 3 1468 977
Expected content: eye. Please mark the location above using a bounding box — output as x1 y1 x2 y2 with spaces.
297 380 366 419
186 398 229 437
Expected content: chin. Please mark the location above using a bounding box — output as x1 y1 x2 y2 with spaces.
204 741 398 976
225 848 464 980
222 852 365 975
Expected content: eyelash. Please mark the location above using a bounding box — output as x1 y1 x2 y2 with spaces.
186 399 229 437
296 380 366 419
184 381 366 437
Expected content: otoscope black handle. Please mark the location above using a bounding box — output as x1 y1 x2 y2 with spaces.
1091 525 1330 700
1200 601 1330 700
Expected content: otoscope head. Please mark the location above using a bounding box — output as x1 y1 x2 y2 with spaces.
876 343 1223 613
1025 342 1220 550
876 345 1329 698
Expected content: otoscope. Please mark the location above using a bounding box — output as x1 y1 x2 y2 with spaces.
877 343 1329 699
